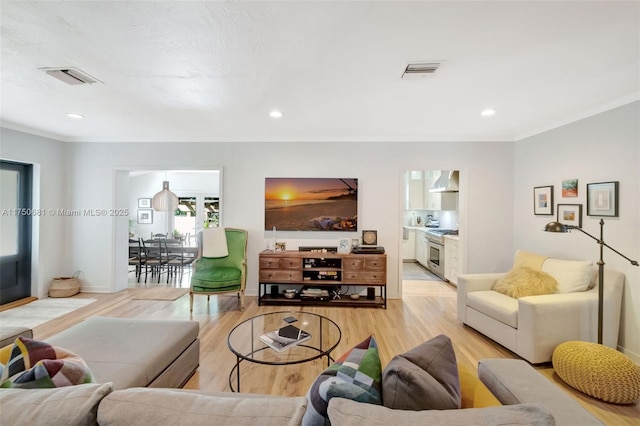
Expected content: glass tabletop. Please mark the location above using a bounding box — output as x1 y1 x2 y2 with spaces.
227 311 341 365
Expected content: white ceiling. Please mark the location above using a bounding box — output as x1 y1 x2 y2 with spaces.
1 1 638 143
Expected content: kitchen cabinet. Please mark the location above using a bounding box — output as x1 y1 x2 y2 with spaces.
444 236 460 286
425 191 457 211
406 171 424 209
424 175 457 210
402 228 416 260
415 230 428 268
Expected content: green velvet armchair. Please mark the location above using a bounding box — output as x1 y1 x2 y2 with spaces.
189 228 248 312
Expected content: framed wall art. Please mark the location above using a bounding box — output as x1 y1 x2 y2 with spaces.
587 181 618 217
533 185 554 215
137 209 153 224
561 179 578 197
557 204 582 228
138 198 151 208
264 177 358 231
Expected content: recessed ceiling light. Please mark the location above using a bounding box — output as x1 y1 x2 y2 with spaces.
481 109 496 117
269 110 283 119
66 113 85 119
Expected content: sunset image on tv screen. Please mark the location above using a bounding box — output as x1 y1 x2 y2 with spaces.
265 178 358 231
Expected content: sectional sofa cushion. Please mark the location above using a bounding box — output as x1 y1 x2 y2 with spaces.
0 382 112 426
511 250 593 294
97 388 307 426
327 397 555 426
302 335 382 426
382 334 461 410
541 258 593 293
45 317 199 390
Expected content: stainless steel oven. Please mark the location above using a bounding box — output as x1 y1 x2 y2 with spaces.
426 240 444 278
425 229 458 279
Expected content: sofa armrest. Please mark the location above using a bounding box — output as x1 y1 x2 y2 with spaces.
478 359 603 425
517 292 598 363
517 271 624 363
457 273 506 324
0 326 33 348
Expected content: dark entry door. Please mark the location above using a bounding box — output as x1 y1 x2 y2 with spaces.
1 160 32 305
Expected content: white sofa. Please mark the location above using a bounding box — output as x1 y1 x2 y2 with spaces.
457 260 624 364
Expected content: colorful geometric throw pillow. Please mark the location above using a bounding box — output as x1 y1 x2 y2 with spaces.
302 335 382 426
0 337 94 388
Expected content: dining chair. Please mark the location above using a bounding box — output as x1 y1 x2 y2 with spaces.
165 238 194 284
142 238 169 283
128 238 145 282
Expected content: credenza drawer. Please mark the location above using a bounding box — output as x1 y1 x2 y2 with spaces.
343 271 385 284
259 270 303 282
343 256 385 270
260 257 301 270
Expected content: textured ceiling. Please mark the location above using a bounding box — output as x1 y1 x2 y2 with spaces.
1 1 638 143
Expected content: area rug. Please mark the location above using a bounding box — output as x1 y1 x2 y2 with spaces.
0 298 96 330
130 287 189 301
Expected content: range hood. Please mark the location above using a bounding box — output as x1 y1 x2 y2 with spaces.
429 170 459 193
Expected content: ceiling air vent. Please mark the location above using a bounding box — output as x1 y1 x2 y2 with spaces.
40 67 102 85
401 62 440 79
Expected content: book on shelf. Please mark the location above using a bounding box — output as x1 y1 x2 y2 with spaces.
259 325 311 352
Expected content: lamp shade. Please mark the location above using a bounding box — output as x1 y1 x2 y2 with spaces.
544 221 569 233
152 181 179 211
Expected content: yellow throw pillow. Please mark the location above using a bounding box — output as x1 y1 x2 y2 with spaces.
458 364 501 408
492 266 558 298
512 250 548 272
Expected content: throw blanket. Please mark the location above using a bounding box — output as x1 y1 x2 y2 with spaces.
0 337 94 388
202 228 229 258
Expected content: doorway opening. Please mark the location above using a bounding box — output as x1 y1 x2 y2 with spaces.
400 169 462 295
0 160 33 305
115 169 221 291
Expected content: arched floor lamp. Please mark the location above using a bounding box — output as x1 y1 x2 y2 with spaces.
544 219 638 344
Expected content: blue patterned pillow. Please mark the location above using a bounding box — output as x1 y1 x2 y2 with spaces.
302 335 382 426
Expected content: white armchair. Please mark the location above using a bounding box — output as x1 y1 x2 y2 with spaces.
457 267 624 364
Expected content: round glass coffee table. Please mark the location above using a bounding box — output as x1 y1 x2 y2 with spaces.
227 311 341 392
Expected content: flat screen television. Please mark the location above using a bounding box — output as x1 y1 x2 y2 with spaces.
265 178 358 231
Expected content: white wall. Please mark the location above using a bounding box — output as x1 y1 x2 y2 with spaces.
0 128 71 298
5 104 637 359
514 101 640 361
65 140 515 297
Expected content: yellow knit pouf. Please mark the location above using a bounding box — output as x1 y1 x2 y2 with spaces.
552 341 640 404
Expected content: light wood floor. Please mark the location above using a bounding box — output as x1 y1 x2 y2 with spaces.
27 280 639 425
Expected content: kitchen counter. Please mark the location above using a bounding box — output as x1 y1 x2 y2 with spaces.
404 226 459 237
404 226 438 232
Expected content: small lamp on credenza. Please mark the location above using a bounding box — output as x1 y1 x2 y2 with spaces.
544 219 638 344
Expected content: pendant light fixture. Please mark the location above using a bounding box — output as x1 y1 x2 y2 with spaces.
152 180 179 212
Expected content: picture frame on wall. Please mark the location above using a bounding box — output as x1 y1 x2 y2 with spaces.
587 181 619 217
561 179 578 197
533 185 554 215
137 209 153 224
557 204 582 228
138 198 151 208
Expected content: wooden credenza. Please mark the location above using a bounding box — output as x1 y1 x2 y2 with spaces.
258 250 387 308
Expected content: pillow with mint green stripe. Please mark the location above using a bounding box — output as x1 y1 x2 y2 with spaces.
302 335 382 426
